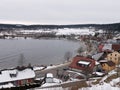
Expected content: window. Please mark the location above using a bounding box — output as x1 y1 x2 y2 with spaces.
10 73 17 78
102 64 105 67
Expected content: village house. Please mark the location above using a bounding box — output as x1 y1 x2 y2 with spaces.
0 66 35 88
69 55 96 74
99 60 115 72
106 51 120 65
98 43 120 52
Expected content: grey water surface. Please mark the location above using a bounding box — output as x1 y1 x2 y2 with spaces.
0 39 80 69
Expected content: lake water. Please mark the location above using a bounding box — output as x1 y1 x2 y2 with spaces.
0 39 80 69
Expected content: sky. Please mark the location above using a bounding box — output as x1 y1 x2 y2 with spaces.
0 0 120 25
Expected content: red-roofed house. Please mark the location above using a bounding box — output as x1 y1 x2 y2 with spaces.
69 55 96 73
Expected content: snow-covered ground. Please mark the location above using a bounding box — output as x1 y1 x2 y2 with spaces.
56 28 95 36
0 83 14 89
33 66 45 71
80 70 120 90
34 69 120 90
16 28 96 36
79 83 120 90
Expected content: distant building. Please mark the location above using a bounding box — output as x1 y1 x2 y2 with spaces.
98 43 120 52
0 67 35 88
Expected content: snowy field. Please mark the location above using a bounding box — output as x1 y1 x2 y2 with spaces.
17 28 97 36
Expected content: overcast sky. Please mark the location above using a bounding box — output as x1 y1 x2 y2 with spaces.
0 0 120 24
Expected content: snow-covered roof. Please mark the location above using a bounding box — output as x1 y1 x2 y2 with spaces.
92 52 104 61
99 60 108 63
102 44 112 51
0 68 35 83
46 73 53 78
78 61 90 65
95 61 100 65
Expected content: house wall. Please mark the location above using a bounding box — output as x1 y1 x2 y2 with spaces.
13 78 34 87
102 63 115 72
107 51 120 65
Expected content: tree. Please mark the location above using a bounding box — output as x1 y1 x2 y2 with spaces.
18 53 25 66
64 51 72 61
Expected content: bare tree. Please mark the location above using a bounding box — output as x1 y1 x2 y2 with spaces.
64 51 72 61
18 53 25 66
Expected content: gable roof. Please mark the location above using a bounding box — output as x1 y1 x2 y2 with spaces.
92 52 104 61
69 55 95 71
102 44 112 51
106 61 115 66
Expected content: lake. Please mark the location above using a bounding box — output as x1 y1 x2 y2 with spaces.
0 39 80 69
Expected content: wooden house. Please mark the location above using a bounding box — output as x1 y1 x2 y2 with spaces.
0 67 35 88
106 51 120 65
100 60 115 72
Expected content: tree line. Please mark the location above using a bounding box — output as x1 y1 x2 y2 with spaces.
0 23 120 32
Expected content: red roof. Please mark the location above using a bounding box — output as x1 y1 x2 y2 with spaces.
112 44 120 51
69 55 95 71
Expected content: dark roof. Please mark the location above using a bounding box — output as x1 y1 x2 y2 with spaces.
106 61 115 66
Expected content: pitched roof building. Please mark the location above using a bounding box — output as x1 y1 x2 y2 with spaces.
100 60 115 72
0 67 35 88
99 43 120 52
69 55 95 73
